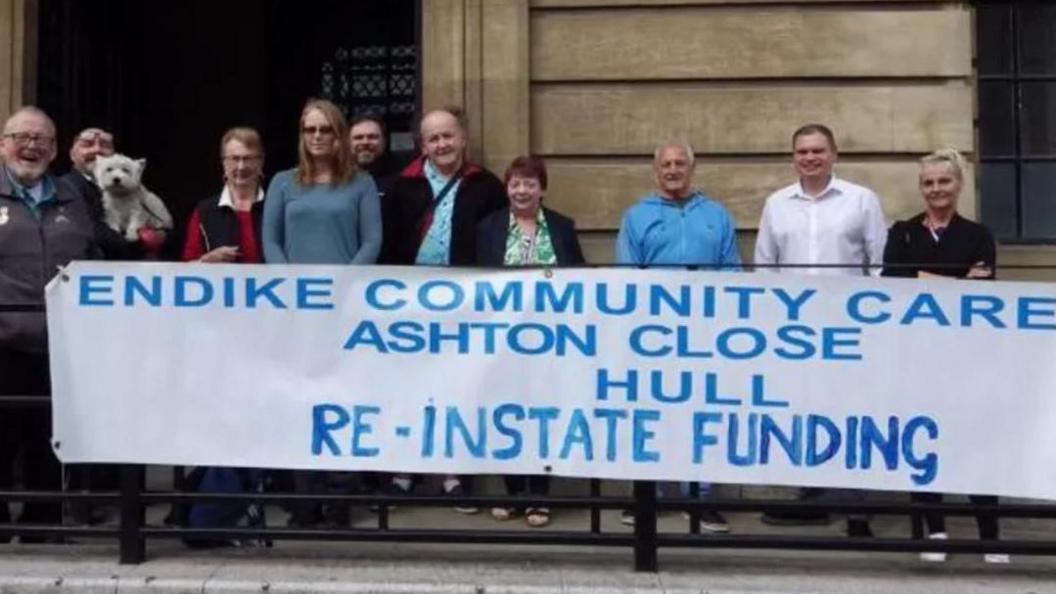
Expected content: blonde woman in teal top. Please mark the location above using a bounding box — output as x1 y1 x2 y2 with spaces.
263 98 381 265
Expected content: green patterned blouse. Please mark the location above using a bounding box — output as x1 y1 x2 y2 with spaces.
503 209 557 266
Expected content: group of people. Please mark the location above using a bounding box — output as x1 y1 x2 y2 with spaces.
0 101 1002 559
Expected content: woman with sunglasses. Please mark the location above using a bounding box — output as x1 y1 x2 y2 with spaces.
261 99 381 528
262 98 381 265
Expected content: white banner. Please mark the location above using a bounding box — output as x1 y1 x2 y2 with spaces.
46 262 1056 499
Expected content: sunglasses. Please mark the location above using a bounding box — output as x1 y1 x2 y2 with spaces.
302 125 335 136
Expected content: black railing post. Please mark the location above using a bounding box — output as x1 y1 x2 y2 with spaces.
632 480 658 572
118 464 145 564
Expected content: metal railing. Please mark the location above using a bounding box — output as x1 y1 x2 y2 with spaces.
3 264 1056 572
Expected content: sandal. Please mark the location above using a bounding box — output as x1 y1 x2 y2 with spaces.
525 507 551 527
491 507 517 521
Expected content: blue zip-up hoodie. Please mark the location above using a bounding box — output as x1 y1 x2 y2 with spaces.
615 192 740 269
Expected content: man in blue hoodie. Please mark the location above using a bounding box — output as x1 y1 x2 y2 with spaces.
616 141 740 268
615 140 740 533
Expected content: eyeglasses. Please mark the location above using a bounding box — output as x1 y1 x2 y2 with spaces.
302 125 335 136
2 132 55 147
222 155 262 165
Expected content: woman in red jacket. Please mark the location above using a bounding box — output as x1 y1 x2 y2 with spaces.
182 127 266 263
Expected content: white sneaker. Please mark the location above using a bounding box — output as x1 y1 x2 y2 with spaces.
984 553 1011 564
920 532 947 563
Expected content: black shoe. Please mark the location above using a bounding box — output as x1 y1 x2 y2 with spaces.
847 519 874 538
687 510 730 534
371 480 413 512
445 482 479 515
760 510 831 526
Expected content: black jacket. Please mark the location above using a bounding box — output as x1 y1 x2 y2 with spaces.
191 195 265 254
476 207 586 267
379 156 507 266
881 212 996 279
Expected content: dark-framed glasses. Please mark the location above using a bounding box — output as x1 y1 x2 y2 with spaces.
2 132 55 147
222 155 263 165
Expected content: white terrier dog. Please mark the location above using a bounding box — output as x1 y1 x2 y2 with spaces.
93 154 173 241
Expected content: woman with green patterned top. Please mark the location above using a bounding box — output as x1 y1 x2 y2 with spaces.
475 155 585 527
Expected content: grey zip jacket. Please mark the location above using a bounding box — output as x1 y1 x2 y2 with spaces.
0 166 100 354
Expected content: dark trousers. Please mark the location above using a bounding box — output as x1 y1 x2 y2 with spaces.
0 349 61 528
911 492 999 540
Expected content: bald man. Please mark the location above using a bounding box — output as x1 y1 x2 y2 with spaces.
378 107 506 266
0 107 100 538
374 107 506 511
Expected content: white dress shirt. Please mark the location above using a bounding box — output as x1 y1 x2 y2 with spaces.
753 176 887 276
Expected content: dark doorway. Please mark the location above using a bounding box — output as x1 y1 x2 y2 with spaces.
35 0 419 250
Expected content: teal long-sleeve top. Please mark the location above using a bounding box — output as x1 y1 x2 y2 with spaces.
262 169 382 264
615 192 741 269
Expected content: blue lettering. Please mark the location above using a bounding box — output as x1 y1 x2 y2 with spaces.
296 278 334 310
805 415 841 466
174 276 213 307
822 327 863 361
629 325 672 357
1018 297 1056 330
79 275 114 306
594 408 627 462
311 404 350 456
366 279 407 311
900 293 951 326
492 403 525 460
773 288 816 321
351 405 380 457
632 409 661 463
420 280 464 312
902 416 939 485
847 290 891 324
692 412 722 463
124 275 160 306
559 408 594 461
759 414 802 466
474 281 523 312
727 412 758 466
961 295 1006 328
444 406 486 458
343 321 390 352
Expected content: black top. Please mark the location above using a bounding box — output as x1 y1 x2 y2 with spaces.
881 212 996 279
475 207 586 267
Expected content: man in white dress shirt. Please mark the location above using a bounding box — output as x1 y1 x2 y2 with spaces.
753 124 886 536
754 124 887 275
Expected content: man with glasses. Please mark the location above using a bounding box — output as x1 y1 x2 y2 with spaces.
60 127 166 259
0 107 100 542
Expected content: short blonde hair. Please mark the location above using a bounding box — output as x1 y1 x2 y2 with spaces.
220 127 264 158
920 148 966 181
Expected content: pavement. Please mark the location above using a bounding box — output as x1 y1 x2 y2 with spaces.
3 479 1056 592
2 505 1056 594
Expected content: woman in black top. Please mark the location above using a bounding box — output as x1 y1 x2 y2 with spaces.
882 149 995 280
882 149 1005 563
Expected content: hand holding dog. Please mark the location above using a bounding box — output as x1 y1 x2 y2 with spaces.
199 246 240 263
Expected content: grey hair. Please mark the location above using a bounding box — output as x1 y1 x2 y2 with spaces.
920 148 966 181
3 106 55 135
654 140 696 167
